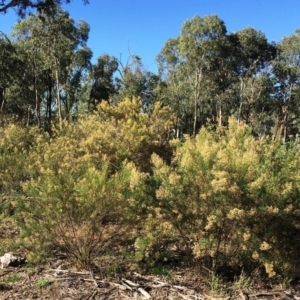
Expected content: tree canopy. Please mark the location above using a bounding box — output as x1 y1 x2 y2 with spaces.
0 0 88 17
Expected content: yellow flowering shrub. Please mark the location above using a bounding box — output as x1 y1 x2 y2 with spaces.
8 98 174 267
75 98 175 173
149 117 300 277
0 124 44 253
17 144 137 267
2 106 300 278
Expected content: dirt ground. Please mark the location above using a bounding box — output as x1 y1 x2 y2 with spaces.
1 257 300 300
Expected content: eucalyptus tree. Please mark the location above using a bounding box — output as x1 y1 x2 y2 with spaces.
0 31 15 118
158 15 227 136
0 31 41 124
227 28 277 131
11 20 50 127
116 54 162 110
4 42 46 126
272 29 300 142
12 8 92 127
61 44 92 120
0 0 89 17
157 50 191 136
88 54 119 110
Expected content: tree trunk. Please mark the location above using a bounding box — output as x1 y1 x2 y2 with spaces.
34 50 40 128
27 105 31 126
193 93 198 137
47 72 53 130
55 69 62 127
192 67 202 137
218 105 222 127
238 79 245 125
275 106 288 143
0 87 4 112
0 87 5 123
275 84 293 143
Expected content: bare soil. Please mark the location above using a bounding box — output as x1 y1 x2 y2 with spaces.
1 258 300 300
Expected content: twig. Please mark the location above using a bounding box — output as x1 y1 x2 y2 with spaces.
239 291 247 300
121 282 133 290
249 291 284 297
177 292 192 300
138 287 151 299
122 278 140 287
49 268 90 275
147 282 168 288
53 277 74 281
154 280 168 285
173 285 188 290
87 289 98 300
194 295 206 300
108 281 127 290
90 270 98 287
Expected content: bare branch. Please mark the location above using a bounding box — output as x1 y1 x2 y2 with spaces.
0 0 21 14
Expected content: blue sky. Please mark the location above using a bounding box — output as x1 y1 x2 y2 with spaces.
1 0 300 72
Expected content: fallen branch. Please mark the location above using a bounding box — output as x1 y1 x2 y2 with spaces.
138 287 151 299
122 278 140 287
49 268 90 275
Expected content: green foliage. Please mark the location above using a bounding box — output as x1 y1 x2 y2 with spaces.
8 8 92 128
116 55 163 109
209 272 223 293
89 54 119 109
84 98 175 172
4 274 22 283
0 124 41 253
0 0 89 17
158 15 228 135
158 15 278 137
149 264 169 276
3 11 300 140
35 278 51 288
233 270 252 291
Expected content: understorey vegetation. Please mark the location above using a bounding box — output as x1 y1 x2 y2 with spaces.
1 98 300 284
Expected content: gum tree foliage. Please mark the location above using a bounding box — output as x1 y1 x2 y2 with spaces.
226 27 277 135
0 0 89 17
0 32 47 125
272 29 300 142
158 15 228 136
9 8 92 128
117 55 163 110
0 31 17 119
86 53 164 111
88 54 119 110
158 16 277 137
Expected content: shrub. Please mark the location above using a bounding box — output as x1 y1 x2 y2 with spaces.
12 98 172 268
16 152 136 268
149 118 300 277
0 124 42 253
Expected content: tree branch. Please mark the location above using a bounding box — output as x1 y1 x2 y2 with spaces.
0 0 89 15
0 0 21 14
